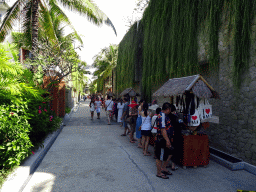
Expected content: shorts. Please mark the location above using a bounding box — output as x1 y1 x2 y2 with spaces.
155 142 172 161
129 116 137 132
106 110 112 117
96 108 101 113
141 130 151 136
123 118 128 128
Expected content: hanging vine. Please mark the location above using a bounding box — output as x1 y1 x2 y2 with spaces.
116 0 255 102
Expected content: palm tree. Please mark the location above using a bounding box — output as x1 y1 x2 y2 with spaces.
0 0 117 55
92 44 118 94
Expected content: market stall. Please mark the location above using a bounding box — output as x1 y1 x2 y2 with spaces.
119 88 140 103
152 74 220 169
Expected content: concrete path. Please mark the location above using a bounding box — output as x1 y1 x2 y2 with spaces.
21 100 256 192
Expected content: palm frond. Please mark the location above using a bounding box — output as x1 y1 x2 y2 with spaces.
0 0 22 42
54 0 117 35
38 1 59 45
48 1 83 44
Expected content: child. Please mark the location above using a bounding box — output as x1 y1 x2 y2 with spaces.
89 98 95 120
95 97 102 119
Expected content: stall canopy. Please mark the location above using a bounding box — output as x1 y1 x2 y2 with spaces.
153 74 220 99
119 88 140 97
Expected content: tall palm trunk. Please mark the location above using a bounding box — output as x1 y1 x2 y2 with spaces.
31 0 39 59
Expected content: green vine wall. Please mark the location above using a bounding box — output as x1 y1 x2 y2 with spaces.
117 0 256 102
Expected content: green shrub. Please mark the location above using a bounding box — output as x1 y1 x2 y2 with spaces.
0 102 33 170
65 107 71 114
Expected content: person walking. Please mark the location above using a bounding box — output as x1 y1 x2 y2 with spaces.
136 99 144 148
117 99 125 126
95 97 102 119
128 100 138 143
120 98 130 136
140 102 154 155
105 96 113 125
155 102 175 179
89 98 95 120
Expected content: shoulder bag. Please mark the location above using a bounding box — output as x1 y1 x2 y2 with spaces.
151 117 158 134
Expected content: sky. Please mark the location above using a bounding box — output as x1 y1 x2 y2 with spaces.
7 0 140 66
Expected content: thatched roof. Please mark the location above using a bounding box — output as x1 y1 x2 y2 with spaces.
119 88 139 97
153 74 220 99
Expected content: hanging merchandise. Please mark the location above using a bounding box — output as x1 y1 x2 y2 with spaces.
188 95 200 126
198 99 213 120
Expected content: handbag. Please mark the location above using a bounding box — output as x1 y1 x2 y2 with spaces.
151 118 158 134
198 99 212 120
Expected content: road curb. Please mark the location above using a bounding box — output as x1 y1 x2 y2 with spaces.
0 101 82 192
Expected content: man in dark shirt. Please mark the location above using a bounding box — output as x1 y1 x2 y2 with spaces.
155 102 174 179
167 104 181 170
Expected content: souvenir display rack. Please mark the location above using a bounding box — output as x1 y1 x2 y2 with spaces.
152 74 220 169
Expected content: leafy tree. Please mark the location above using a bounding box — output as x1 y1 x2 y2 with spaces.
92 44 118 93
0 0 117 54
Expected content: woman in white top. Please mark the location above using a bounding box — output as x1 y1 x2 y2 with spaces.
105 95 113 125
117 98 125 126
140 102 154 156
89 98 95 120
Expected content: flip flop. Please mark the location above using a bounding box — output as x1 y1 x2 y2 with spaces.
130 140 135 143
161 170 172 175
156 174 169 179
121 134 126 136
171 167 178 171
144 153 151 156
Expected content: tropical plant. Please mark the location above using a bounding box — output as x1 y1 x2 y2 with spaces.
92 44 118 93
0 0 117 54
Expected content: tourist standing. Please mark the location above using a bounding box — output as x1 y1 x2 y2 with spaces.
128 101 138 143
140 102 154 155
121 98 130 136
155 102 175 179
112 98 118 122
95 97 102 119
136 99 144 148
89 98 95 120
152 107 162 159
105 95 113 125
117 99 125 126
167 104 180 171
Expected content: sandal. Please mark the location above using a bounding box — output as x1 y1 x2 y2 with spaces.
144 153 151 156
130 140 135 143
161 170 172 175
156 174 169 179
121 134 126 136
171 167 178 171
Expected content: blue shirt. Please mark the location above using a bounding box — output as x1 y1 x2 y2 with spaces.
123 102 129 116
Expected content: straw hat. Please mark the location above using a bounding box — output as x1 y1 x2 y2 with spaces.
149 104 159 110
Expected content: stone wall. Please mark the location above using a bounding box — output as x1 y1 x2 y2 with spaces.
198 14 256 165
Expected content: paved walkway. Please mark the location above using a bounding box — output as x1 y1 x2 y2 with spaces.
21 100 256 192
